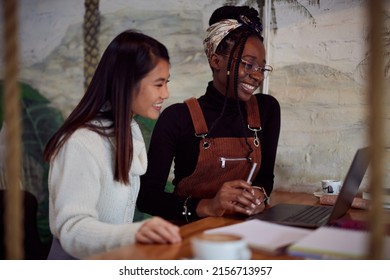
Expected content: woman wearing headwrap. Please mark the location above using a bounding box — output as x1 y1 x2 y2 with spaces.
137 6 280 224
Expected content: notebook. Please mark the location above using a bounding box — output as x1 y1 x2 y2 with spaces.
287 226 390 259
249 147 370 228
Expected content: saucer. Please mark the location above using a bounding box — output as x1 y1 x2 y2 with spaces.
313 191 338 198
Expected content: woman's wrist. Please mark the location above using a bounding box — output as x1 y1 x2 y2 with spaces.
195 198 213 217
181 196 201 223
251 186 269 205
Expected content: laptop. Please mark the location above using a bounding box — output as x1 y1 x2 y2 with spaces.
249 147 371 228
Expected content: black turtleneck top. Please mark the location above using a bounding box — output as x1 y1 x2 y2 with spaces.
137 82 280 223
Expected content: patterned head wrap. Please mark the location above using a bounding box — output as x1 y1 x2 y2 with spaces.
203 19 242 61
203 15 263 61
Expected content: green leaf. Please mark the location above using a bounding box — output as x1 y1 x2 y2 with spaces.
0 80 64 244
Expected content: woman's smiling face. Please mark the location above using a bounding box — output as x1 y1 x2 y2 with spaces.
131 58 170 120
212 35 266 102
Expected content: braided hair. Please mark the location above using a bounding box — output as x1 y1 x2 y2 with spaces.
208 6 264 160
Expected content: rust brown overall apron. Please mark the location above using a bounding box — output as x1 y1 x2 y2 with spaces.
174 95 262 200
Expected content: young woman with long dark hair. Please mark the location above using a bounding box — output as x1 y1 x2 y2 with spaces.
44 30 181 259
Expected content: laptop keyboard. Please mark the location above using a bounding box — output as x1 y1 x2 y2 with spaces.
283 206 332 224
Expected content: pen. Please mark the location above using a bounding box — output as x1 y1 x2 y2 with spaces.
246 163 257 183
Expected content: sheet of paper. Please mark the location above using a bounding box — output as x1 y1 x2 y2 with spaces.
288 226 390 259
205 219 311 255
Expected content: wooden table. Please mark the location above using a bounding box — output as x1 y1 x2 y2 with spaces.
88 191 380 260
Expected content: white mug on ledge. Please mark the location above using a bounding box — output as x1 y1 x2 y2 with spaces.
321 179 342 195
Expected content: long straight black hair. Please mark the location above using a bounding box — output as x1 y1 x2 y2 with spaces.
44 30 170 184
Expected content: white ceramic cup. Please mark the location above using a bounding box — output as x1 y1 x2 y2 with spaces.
321 179 342 195
191 233 251 260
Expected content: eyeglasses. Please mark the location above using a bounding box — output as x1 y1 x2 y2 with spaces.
219 54 274 79
238 58 273 78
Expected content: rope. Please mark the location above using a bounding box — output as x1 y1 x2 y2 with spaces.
83 0 100 92
2 0 23 259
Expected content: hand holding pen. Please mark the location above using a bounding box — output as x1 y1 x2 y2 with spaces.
246 163 257 184
244 162 269 214
246 162 269 207
196 163 265 217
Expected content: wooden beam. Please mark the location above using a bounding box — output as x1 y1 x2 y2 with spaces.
2 0 23 260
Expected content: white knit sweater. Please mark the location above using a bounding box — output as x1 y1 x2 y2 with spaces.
48 120 147 259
